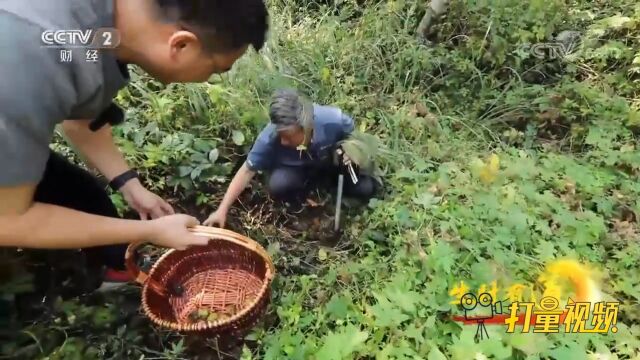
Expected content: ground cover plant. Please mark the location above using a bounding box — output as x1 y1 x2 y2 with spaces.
1 0 639 359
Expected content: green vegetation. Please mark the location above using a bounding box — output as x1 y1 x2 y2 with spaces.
2 0 640 358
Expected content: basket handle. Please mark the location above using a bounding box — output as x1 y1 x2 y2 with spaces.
124 226 275 297
189 225 255 248
189 226 276 280
125 241 172 297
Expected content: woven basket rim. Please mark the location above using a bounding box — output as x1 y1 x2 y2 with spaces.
140 227 275 332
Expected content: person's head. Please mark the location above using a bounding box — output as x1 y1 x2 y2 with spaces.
269 89 313 148
115 0 269 83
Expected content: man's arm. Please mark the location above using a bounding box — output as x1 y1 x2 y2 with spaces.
340 112 355 137
219 163 256 213
0 184 207 250
220 125 276 211
203 163 255 227
0 184 150 248
61 120 174 219
203 126 275 227
0 15 205 250
61 120 129 181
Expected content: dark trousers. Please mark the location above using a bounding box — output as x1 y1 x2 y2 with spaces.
33 151 127 270
267 165 376 203
10 152 127 315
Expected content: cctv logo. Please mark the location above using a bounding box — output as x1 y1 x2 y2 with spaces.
41 28 120 49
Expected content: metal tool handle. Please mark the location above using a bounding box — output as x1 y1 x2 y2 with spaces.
347 163 358 184
337 147 359 185
335 174 344 232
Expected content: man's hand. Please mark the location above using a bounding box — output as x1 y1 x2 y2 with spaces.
62 120 174 219
343 153 353 166
336 147 352 165
203 209 227 228
0 185 204 250
149 214 210 250
201 163 256 229
336 147 359 184
120 179 175 220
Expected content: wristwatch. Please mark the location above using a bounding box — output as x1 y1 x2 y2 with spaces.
109 169 139 191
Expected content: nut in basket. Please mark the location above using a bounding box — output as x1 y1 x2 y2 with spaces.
125 226 275 339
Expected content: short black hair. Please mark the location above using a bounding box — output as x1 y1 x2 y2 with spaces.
155 0 269 53
269 89 302 127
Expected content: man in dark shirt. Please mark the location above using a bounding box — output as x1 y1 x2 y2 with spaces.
0 0 269 285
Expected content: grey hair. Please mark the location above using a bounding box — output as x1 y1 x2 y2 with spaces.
269 89 315 134
269 89 302 128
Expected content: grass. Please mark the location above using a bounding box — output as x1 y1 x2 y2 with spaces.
2 0 640 359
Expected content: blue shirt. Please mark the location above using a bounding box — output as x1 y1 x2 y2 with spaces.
246 104 354 171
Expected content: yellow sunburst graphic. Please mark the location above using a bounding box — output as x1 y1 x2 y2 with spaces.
538 259 602 304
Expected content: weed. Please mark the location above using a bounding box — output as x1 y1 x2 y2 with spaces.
2 0 640 359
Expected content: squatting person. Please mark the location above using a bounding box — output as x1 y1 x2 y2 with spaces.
204 89 379 228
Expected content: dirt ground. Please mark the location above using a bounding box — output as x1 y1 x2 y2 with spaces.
1 178 369 359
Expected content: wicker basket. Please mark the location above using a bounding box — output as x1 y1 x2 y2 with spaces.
125 226 275 340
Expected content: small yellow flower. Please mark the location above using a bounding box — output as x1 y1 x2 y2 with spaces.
506 283 527 303
449 281 470 305
320 67 331 83
477 280 498 303
479 154 500 184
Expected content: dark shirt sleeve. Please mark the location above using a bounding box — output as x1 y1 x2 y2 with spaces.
339 112 355 139
0 14 77 186
245 125 277 172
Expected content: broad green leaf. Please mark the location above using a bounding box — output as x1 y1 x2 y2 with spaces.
507 332 549 356
413 192 442 208
191 166 203 180
449 327 481 360
534 240 556 261
194 139 211 152
585 127 611 150
427 347 447 360
546 344 587 360
92 307 114 327
325 294 350 320
178 166 192 177
315 325 368 360
370 293 410 327
190 151 207 162
479 338 511 359
377 343 393 360
232 130 245 146
384 287 422 314
429 242 457 274
505 210 528 233
404 324 425 343
209 148 220 163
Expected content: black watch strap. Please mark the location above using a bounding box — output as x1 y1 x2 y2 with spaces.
109 169 139 191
